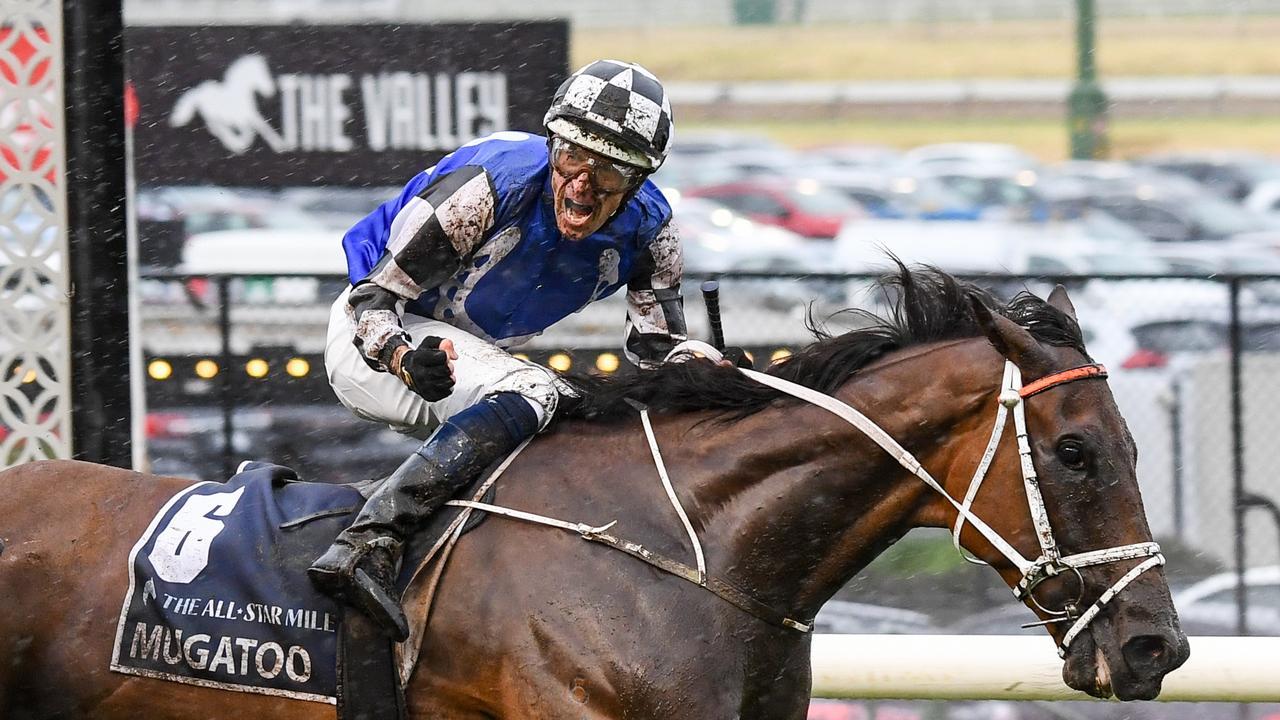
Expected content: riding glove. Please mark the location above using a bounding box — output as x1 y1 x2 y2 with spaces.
397 337 455 400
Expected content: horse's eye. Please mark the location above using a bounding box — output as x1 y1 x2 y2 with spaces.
1057 439 1087 470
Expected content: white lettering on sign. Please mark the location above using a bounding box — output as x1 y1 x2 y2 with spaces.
277 73 355 152
147 487 245 584
173 55 510 155
156 592 338 631
128 621 316 682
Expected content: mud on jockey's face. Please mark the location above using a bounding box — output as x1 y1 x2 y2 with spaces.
549 136 644 240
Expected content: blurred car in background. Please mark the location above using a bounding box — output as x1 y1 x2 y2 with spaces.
671 130 784 157
702 147 813 180
1245 180 1280 219
799 143 904 173
900 142 1041 173
913 163 1050 223
650 154 743 195
832 220 1163 278
812 170 982 221
1172 565 1280 635
686 178 867 239
671 196 827 275
277 186 400 229
1085 185 1277 243
137 186 326 235
1135 151 1280 203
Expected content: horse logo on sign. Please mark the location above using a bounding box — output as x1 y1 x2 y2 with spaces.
170 54 286 154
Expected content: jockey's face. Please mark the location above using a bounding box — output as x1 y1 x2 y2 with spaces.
549 137 641 240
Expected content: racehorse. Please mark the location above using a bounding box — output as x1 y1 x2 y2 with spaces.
0 268 1188 719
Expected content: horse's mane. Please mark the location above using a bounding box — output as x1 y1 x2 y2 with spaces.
556 264 1086 423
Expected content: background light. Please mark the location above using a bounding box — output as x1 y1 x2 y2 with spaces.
595 352 620 373
771 348 793 363
245 358 269 378
548 353 572 372
147 359 173 381
286 357 310 377
194 359 219 379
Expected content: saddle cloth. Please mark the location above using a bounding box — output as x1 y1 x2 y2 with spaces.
109 461 493 704
110 462 363 703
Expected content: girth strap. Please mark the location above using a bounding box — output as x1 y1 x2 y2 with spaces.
447 498 814 633
579 529 814 633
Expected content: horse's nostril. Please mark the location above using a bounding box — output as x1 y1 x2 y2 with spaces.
1122 635 1174 672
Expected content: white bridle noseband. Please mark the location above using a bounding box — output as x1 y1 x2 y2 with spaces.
679 342 1164 658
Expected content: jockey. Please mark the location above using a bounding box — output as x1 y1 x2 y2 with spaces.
308 60 686 639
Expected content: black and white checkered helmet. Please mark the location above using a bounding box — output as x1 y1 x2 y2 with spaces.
543 59 673 172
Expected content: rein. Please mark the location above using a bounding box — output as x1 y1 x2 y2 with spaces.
446 341 1164 653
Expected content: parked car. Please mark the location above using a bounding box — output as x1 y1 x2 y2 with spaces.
277 186 400 230
670 196 827 275
832 220 1162 279
671 130 783 157
1172 565 1280 635
1085 186 1277 243
1136 151 1280 203
686 178 867 239
1071 280 1280 371
812 170 982 221
913 163 1050 223
900 142 1041 173
801 143 904 172
1244 179 1280 218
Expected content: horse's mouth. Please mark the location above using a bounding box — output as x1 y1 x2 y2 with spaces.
1061 619 1187 701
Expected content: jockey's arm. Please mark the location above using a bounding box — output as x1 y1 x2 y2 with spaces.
346 165 497 375
623 220 688 369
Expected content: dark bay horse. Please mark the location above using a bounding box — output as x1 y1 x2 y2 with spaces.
0 269 1188 719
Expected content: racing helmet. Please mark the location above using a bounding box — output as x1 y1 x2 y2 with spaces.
543 59 673 172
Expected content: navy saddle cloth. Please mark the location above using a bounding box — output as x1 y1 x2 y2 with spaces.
109 462 442 704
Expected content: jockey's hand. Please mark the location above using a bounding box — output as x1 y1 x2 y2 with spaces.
718 346 754 370
397 337 458 401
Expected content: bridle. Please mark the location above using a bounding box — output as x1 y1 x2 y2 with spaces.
944 360 1164 657
445 342 1164 655
728 346 1163 656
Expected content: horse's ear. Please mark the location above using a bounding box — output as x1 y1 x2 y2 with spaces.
1047 284 1078 322
969 295 1047 368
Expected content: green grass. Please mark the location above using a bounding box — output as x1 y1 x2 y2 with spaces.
683 116 1280 162
574 17 1280 82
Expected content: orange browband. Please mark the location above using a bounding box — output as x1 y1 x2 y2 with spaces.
1019 363 1108 399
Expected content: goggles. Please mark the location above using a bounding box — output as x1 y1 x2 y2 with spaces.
550 137 645 194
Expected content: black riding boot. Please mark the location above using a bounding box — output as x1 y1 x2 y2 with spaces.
308 392 539 640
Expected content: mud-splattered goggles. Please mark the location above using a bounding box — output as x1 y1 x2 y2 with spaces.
550 136 645 194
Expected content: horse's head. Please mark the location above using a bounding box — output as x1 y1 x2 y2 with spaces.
949 285 1189 700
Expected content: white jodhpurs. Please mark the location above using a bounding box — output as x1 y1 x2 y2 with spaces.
325 287 559 439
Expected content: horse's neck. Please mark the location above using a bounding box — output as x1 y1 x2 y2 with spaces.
688 339 996 620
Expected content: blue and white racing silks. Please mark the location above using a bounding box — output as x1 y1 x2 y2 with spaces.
341 131 687 370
